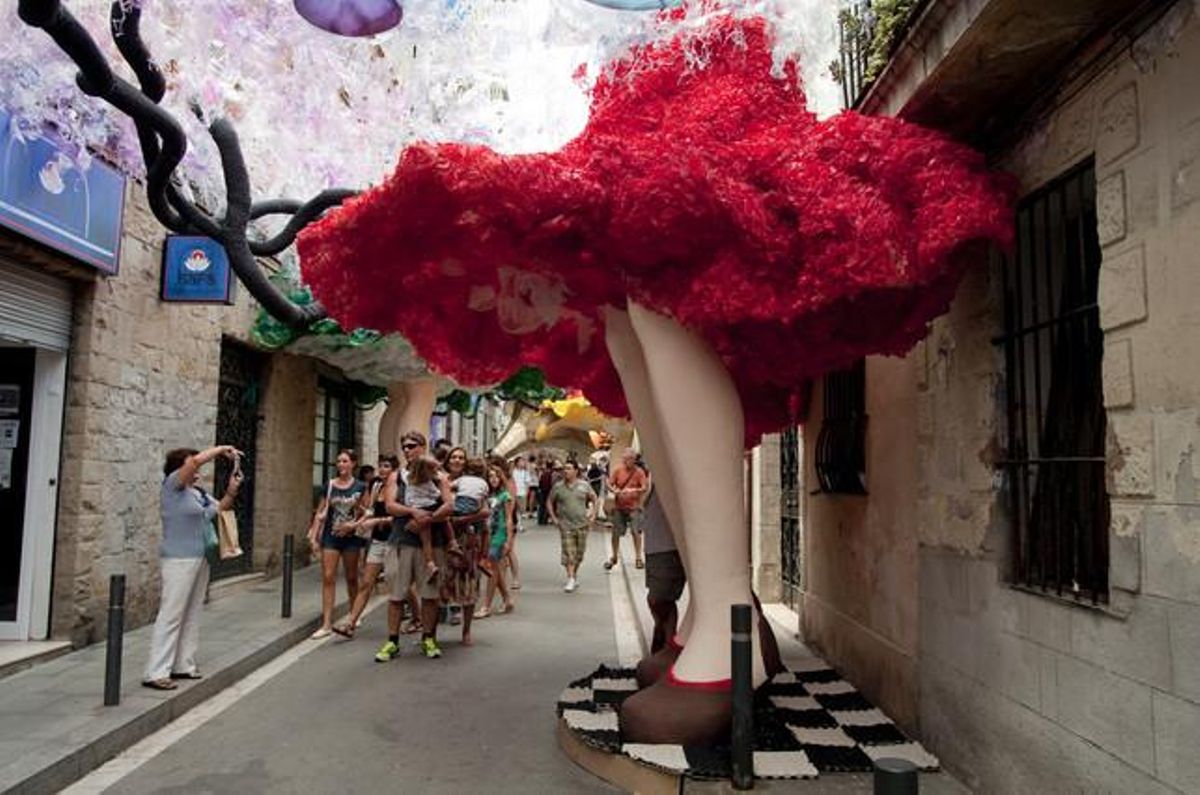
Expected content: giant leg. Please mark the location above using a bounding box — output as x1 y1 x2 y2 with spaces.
615 302 766 745
378 379 439 455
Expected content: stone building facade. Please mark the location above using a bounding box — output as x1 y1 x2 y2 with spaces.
752 0 1200 791
2 182 382 645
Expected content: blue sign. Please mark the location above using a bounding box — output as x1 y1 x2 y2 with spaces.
161 235 235 304
0 109 126 274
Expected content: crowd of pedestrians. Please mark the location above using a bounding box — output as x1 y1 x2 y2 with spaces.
302 433 527 661
147 438 656 681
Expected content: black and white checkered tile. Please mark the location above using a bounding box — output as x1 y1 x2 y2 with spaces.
557 658 938 781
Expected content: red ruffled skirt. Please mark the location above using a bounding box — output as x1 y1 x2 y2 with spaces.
299 14 1013 446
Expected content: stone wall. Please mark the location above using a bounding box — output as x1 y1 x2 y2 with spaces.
801 356 921 732
752 434 784 604
252 352 320 574
50 188 329 644
912 3 1200 792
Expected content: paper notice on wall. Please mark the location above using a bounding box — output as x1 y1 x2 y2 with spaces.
0 419 17 449
0 385 17 416
0 449 11 490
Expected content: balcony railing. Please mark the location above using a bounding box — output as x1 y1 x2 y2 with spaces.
833 0 924 109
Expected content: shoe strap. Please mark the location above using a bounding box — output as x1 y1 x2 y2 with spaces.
666 665 732 692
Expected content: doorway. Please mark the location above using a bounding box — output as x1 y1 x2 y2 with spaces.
212 340 264 580
0 348 35 624
0 346 66 640
780 426 804 611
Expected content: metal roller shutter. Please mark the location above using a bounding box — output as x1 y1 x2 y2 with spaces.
0 257 73 351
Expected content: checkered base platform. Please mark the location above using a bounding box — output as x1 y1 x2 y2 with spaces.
556 660 938 781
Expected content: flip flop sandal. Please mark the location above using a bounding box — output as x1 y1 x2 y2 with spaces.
169 671 203 680
401 621 423 635
331 623 355 639
636 559 645 569
142 678 178 691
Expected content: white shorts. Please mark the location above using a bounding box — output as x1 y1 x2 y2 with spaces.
366 539 390 566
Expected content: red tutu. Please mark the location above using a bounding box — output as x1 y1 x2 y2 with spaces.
299 14 1013 446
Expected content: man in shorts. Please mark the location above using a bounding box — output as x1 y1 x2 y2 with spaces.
548 460 595 593
376 432 453 661
641 488 686 653
605 448 649 571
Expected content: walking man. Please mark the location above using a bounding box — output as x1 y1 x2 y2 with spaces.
605 448 649 571
548 460 595 592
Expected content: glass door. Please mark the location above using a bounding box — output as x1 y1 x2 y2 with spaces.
0 348 35 634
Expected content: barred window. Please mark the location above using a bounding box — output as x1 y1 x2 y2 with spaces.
313 378 357 501
814 359 867 495
996 159 1110 603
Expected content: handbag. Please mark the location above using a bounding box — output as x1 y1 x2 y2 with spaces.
604 471 633 516
309 479 334 542
217 509 243 559
204 520 220 565
353 482 382 540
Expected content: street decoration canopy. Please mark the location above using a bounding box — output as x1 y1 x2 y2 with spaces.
8 0 843 399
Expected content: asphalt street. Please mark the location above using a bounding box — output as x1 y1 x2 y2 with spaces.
112 525 619 794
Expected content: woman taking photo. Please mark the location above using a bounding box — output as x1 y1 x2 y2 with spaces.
331 455 399 638
143 445 243 690
308 449 369 639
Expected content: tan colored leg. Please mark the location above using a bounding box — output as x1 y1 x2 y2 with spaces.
625 301 762 685
604 307 694 642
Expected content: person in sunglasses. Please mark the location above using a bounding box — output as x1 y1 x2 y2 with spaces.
378 432 455 661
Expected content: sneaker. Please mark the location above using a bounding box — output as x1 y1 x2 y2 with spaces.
374 640 399 663
421 637 443 658
564 577 577 593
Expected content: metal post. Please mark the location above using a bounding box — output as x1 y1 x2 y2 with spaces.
104 574 125 706
282 534 294 619
873 758 919 795
731 603 754 790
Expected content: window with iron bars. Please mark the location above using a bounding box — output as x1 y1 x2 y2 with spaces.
814 360 867 494
312 378 358 503
995 158 1110 604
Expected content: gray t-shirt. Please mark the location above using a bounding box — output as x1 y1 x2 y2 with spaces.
550 479 594 530
641 491 677 556
160 469 218 559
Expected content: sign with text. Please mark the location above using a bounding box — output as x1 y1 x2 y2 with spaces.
0 108 126 274
160 235 235 304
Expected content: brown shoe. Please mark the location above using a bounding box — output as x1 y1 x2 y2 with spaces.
752 592 785 678
635 635 684 689
619 669 732 746
142 678 178 691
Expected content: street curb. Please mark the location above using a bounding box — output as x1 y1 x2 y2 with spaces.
8 608 330 795
617 556 651 659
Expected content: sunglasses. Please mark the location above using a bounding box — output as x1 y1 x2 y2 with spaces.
401 443 420 451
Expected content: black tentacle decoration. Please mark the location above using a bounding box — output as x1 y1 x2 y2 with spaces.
17 0 359 327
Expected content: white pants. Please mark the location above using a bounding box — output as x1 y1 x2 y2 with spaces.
144 557 209 681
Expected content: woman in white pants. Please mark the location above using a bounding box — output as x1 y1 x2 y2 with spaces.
143 445 242 690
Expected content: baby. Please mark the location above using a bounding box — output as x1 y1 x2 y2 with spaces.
452 458 490 538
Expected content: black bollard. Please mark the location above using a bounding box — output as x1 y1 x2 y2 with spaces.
104 574 125 706
874 757 919 795
282 534 294 619
731 603 754 790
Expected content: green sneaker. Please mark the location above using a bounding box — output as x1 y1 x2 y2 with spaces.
421 637 442 659
374 640 399 663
